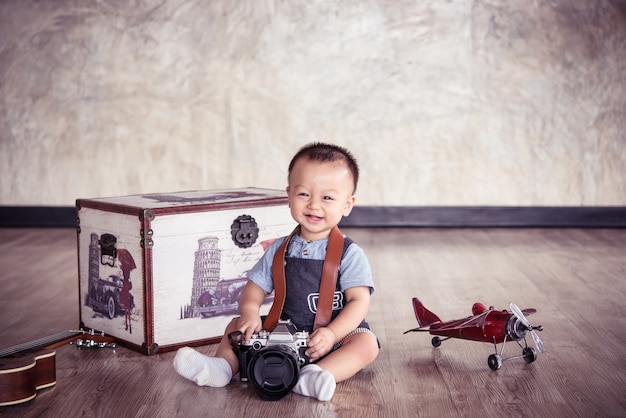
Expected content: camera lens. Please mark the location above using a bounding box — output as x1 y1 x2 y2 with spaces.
247 345 300 401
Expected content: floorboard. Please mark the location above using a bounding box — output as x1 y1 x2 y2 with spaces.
0 227 624 417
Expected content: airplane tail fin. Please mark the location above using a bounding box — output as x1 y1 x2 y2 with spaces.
412 297 442 327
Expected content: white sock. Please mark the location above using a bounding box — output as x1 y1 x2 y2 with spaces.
173 347 232 387
292 364 336 401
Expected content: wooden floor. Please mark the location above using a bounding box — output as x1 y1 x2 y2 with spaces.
1 227 625 417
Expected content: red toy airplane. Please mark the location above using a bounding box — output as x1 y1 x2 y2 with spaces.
404 297 544 370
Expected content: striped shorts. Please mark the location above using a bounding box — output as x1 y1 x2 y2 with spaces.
332 327 380 351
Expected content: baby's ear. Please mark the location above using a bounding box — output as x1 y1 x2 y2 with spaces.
342 195 356 216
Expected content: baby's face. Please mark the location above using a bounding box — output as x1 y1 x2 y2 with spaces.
287 158 355 241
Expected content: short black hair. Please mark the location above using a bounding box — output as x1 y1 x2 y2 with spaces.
288 142 359 193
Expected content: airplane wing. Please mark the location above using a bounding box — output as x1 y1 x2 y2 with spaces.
403 325 438 334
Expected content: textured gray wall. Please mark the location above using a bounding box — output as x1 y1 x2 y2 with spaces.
1 0 625 206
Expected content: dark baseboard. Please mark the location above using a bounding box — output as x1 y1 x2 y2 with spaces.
1 205 625 228
0 206 77 228
339 206 626 228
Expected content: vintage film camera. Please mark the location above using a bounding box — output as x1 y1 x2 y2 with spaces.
229 319 310 401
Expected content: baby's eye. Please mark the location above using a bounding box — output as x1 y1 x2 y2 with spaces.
298 192 309 197
323 195 333 201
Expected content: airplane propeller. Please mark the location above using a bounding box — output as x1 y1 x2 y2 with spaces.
510 303 545 353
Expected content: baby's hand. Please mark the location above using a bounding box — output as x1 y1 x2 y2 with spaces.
237 314 262 343
305 327 336 361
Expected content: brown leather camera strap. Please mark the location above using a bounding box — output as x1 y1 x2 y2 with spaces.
313 226 344 330
263 225 344 331
263 226 299 331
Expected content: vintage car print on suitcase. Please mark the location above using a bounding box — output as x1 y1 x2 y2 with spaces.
76 188 295 355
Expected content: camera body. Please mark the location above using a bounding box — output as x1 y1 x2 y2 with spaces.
231 319 310 401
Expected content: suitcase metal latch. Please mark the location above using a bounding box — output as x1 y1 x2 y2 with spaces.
99 233 117 266
231 215 259 248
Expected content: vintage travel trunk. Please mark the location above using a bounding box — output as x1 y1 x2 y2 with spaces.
76 188 295 355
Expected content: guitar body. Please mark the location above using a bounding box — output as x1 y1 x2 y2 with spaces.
0 329 115 407
0 349 56 406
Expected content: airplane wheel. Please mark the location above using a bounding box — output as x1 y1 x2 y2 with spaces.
522 347 537 364
431 337 442 347
488 354 502 370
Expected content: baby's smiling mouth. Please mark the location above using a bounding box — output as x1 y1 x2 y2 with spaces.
306 214 323 222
